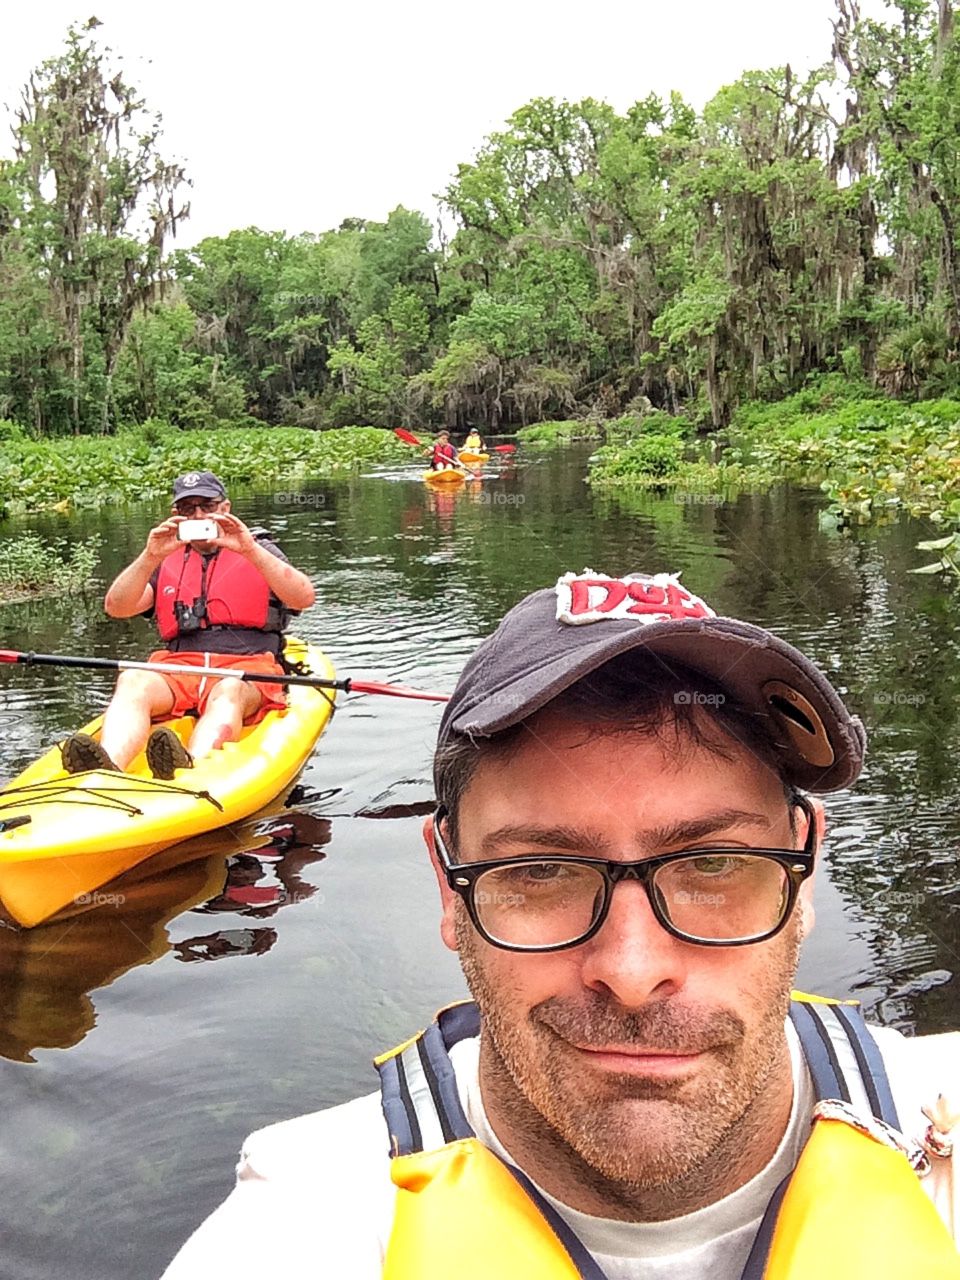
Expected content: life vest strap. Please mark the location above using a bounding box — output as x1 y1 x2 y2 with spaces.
378 1004 477 1156
740 1175 790 1280
501 1159 611 1280
788 997 900 1128
830 1003 900 1127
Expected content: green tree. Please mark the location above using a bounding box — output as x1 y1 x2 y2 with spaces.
11 19 189 433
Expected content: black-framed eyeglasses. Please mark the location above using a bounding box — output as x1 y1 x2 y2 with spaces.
174 498 221 515
433 796 816 951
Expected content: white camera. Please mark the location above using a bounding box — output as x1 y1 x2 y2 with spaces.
177 518 219 543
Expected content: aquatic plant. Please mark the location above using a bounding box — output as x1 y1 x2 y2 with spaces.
0 535 100 604
0 426 409 517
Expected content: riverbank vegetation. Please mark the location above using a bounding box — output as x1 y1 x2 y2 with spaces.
2 3 960 443
516 421 601 445
0 423 408 516
586 376 960 527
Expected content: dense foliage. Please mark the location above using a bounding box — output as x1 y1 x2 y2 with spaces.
586 377 960 533
3 3 960 439
0 423 408 516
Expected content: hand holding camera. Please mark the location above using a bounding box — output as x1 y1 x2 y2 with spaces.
203 512 256 557
145 510 252 564
177 518 220 543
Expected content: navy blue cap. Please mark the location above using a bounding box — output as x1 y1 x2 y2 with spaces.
172 471 227 502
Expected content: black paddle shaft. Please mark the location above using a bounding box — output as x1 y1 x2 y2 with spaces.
2 650 352 692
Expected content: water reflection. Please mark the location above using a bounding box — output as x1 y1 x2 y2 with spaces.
0 809 333 1060
0 847 222 1062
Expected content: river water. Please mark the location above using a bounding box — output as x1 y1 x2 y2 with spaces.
0 444 957 1278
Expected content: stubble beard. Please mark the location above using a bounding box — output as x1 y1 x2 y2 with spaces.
455 907 801 1210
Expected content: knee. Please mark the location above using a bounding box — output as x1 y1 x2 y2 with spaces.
115 669 162 701
206 676 245 709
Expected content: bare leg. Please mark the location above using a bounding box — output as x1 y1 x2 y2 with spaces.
188 677 262 760
100 669 176 769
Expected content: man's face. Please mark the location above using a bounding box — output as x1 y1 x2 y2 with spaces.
428 713 816 1192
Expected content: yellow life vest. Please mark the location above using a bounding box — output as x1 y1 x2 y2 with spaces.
375 996 959 1279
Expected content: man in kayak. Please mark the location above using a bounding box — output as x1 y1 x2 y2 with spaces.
428 430 461 470
60 471 315 780
161 571 959 1277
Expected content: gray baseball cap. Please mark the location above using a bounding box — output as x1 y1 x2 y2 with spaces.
437 570 866 793
172 470 227 502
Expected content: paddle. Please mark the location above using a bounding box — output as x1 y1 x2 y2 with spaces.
0 650 450 703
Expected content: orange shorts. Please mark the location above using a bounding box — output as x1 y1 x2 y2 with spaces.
148 651 287 724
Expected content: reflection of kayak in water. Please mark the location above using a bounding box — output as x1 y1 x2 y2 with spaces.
0 809 333 1061
0 639 336 928
422 468 466 487
0 846 226 1062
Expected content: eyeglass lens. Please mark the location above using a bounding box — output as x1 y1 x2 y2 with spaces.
175 499 218 514
471 855 792 947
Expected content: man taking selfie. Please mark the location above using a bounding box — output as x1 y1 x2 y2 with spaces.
162 571 959 1278
60 470 315 780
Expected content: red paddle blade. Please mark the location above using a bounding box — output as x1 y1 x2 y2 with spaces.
493 444 516 453
349 679 449 702
0 650 23 663
394 428 422 447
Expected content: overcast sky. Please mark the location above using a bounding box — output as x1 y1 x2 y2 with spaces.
3 0 888 247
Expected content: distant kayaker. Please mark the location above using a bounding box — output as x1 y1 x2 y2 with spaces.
427 430 460 470
161 571 959 1277
59 471 315 780
463 428 484 452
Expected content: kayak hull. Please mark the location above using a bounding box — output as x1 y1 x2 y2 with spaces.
458 450 488 464
0 639 336 927
422 469 466 487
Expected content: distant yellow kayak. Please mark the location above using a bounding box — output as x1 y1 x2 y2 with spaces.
458 450 488 464
423 469 466 487
0 638 335 927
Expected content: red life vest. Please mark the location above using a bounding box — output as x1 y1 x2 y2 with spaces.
431 442 458 467
154 544 283 642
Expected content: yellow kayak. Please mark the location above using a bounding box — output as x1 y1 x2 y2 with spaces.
423 469 466 487
458 450 488 464
0 638 336 927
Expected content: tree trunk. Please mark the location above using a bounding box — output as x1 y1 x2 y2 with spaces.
934 0 954 73
929 186 960 338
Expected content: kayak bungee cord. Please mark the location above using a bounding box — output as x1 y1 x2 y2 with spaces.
0 776 225 817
